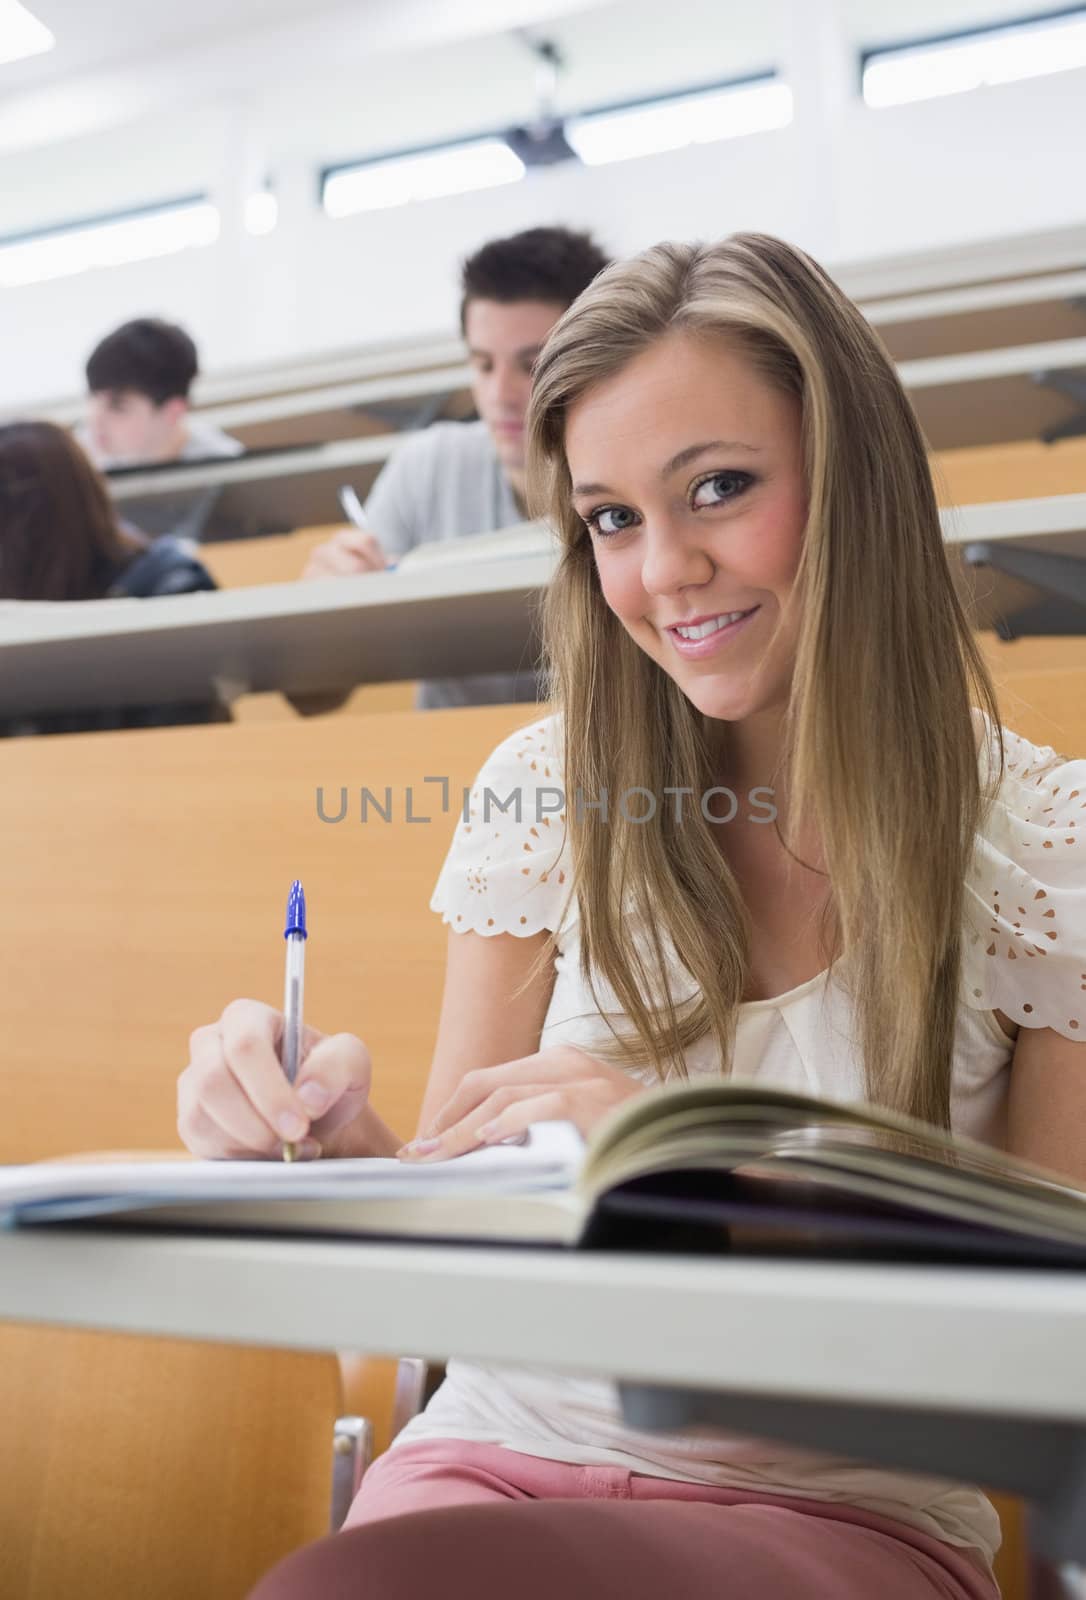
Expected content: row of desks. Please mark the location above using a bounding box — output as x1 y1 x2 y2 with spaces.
1 494 1083 719
93 333 1086 537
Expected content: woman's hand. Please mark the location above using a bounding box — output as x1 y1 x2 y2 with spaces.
398 1045 646 1161
178 998 373 1160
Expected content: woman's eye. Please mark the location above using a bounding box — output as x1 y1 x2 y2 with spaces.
585 505 638 537
691 470 753 509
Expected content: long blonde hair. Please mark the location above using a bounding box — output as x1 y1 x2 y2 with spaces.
526 233 1004 1129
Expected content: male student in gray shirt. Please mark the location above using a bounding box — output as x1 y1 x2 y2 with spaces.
303 226 609 709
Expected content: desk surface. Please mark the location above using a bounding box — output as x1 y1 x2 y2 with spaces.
0 550 553 716
1 1226 1083 1424
0 497 1082 717
95 342 1086 533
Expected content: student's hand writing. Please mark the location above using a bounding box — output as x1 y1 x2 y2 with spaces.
397 1045 646 1162
302 526 388 578
178 998 372 1160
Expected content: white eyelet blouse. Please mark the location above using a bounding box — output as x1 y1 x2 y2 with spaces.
394 710 1086 1568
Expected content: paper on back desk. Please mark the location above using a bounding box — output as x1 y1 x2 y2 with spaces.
0 1122 583 1224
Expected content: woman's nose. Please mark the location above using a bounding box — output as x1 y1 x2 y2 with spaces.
640 519 715 595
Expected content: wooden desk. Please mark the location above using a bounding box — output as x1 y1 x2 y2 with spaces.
945 491 1086 634
91 340 1086 536
0 1229 1083 1563
110 432 401 539
199 525 340 588
1 496 1082 721
0 551 552 717
203 363 472 453
903 336 1086 451
864 268 1086 363
936 436 1086 507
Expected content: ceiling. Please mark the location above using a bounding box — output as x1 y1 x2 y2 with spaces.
6 0 340 86
7 0 1066 94
0 0 1069 172
3 0 609 91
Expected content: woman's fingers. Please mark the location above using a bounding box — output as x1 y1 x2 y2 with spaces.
427 1049 587 1137
295 1032 373 1136
401 1083 571 1162
178 1088 320 1162
178 998 370 1160
178 1064 282 1157
217 999 318 1142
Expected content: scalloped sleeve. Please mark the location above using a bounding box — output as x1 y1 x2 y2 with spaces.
963 722 1086 1040
430 716 573 938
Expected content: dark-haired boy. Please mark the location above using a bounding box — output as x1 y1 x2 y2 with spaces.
304 226 609 708
76 317 241 539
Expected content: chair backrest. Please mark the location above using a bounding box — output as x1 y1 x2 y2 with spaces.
199 524 337 588
935 434 1086 506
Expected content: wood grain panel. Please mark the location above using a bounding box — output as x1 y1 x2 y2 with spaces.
0 1326 342 1600
0 704 538 1164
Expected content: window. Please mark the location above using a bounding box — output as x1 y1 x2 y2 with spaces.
321 70 792 218
566 74 792 167
322 139 526 219
862 6 1086 108
0 197 219 288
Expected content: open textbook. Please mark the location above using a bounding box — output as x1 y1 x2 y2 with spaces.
4 1083 1086 1264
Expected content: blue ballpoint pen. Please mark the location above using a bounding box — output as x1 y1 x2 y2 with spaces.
281 880 308 1163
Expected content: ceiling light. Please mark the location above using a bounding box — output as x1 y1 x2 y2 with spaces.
0 1 54 67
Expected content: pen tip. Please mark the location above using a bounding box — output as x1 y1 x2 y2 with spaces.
284 879 307 940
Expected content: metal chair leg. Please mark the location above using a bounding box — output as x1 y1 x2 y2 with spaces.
329 1416 374 1533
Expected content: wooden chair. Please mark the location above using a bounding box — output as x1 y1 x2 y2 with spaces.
935 435 1086 507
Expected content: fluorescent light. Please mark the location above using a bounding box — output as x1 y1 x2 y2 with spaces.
566 79 792 167
323 139 525 218
244 190 279 236
863 10 1086 108
0 0 53 66
0 200 220 288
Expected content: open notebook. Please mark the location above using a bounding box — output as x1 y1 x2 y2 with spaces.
5 1083 1086 1264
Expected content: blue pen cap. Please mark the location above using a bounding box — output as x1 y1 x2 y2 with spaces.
284 879 308 939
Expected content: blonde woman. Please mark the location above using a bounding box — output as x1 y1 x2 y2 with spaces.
181 235 1086 1600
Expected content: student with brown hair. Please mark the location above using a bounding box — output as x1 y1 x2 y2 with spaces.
0 420 217 732
179 234 1086 1598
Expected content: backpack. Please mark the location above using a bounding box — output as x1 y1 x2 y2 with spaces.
108 535 216 599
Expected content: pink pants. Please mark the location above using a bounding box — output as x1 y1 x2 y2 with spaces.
248 1439 1001 1600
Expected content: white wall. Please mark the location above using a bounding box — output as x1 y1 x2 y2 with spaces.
0 0 1082 410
